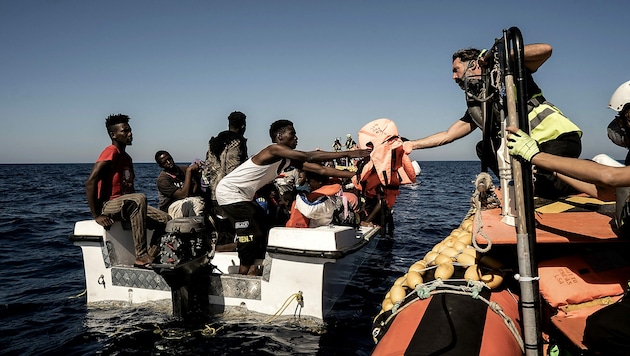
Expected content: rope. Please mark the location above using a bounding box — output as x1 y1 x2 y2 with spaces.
263 291 304 323
470 173 494 253
67 289 87 299
201 323 225 337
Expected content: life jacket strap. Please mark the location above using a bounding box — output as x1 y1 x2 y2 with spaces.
527 93 546 108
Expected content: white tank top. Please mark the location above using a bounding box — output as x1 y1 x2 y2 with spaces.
216 157 292 205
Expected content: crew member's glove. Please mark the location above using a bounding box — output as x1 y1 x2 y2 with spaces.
507 129 540 161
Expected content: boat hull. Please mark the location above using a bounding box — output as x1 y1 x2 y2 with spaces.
372 282 522 356
370 188 630 355
71 220 380 319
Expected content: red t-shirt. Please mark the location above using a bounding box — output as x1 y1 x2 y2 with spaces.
96 145 134 201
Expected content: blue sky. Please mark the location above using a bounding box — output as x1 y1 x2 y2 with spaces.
1 0 629 164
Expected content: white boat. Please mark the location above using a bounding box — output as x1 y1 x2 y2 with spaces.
70 216 380 320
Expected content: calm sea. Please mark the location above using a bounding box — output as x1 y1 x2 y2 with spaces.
0 161 482 355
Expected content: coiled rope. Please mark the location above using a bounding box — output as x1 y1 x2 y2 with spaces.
201 323 225 337
263 291 304 323
468 172 498 253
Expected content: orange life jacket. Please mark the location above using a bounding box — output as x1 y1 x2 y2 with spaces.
352 118 416 208
285 183 342 228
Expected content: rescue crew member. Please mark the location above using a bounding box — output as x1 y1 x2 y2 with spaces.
606 80 630 165
507 125 630 356
403 43 582 199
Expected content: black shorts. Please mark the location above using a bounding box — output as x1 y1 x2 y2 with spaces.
220 201 269 266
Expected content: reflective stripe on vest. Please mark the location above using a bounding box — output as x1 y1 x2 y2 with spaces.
527 93 582 143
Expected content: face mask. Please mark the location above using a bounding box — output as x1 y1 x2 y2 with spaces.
459 77 483 99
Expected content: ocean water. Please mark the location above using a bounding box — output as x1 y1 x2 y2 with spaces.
0 161 483 355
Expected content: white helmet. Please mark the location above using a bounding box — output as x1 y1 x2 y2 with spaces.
608 80 630 112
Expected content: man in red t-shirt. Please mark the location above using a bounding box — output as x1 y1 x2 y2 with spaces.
85 114 170 268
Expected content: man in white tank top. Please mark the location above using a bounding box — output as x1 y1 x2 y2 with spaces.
216 119 371 275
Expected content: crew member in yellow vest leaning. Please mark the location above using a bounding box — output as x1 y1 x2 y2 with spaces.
403 43 582 199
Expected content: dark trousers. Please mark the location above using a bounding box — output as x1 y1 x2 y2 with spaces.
583 288 630 356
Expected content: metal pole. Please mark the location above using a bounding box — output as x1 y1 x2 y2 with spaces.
503 27 542 356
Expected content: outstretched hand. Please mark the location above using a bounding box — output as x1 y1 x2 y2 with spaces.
349 148 372 158
506 127 540 161
403 141 414 155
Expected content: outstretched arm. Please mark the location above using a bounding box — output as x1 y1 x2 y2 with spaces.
254 144 371 166
302 162 355 179
554 172 616 201
507 127 628 200
403 119 475 153
530 153 630 190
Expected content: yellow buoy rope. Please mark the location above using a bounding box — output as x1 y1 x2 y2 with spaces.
263 291 304 323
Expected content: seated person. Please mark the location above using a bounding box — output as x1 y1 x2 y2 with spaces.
155 150 205 218
274 167 299 225
85 114 170 269
286 171 341 228
295 169 310 193
287 172 360 228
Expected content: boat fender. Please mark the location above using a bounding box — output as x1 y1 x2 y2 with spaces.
480 271 504 289
457 231 473 246
434 263 455 280
434 253 453 266
449 228 464 238
393 275 406 287
461 247 478 258
439 247 459 260
461 219 473 232
403 271 424 289
381 298 394 312
451 240 467 252
442 236 458 248
407 260 428 275
457 253 477 266
464 264 482 281
431 242 447 253
389 284 407 304
424 251 439 266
